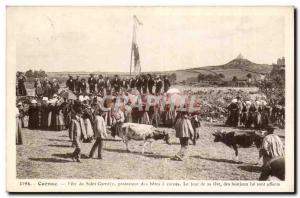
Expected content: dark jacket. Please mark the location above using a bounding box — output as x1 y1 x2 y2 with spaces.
88 77 97 87
66 79 75 91
164 78 171 92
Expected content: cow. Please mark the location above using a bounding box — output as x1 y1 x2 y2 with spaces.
111 123 170 154
212 130 265 162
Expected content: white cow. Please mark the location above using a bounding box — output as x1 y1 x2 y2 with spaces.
111 123 170 154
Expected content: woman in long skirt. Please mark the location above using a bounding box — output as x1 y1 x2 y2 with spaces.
51 103 66 131
16 107 23 145
41 98 50 129
28 100 39 129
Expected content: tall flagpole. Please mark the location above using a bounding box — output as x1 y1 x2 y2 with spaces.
129 16 136 76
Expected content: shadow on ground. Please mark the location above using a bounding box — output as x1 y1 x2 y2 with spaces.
59 135 69 138
237 165 261 173
48 139 71 142
192 155 243 164
48 144 72 148
104 148 171 159
52 153 90 159
29 157 71 163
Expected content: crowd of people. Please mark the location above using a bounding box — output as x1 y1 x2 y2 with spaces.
15 72 285 180
226 96 285 129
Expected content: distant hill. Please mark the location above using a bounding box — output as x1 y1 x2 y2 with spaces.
173 56 273 82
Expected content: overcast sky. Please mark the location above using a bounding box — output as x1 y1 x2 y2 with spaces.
8 7 288 72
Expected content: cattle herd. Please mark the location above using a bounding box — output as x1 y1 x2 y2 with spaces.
15 73 285 181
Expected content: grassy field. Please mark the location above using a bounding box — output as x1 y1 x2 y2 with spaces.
17 121 284 180
17 85 283 180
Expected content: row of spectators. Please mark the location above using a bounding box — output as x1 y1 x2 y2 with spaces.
65 74 171 95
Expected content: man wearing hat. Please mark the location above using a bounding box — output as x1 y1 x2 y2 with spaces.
129 76 137 89
147 74 155 95
135 75 143 94
172 110 195 161
70 109 87 162
74 76 81 94
88 74 97 93
155 76 163 95
112 75 121 93
66 75 75 92
163 75 171 93
260 126 284 166
155 75 163 95
97 75 105 94
142 75 148 94
80 79 87 94
89 109 108 159
17 72 27 96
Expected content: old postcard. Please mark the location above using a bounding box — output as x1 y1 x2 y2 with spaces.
6 6 294 192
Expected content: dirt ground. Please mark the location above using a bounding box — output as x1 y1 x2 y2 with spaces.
16 121 285 180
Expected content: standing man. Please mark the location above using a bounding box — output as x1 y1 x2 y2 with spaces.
89 109 108 159
147 74 155 95
142 75 148 94
88 74 97 93
74 76 81 94
172 111 194 161
70 110 86 163
136 75 143 94
97 75 105 94
66 75 75 92
129 76 136 89
121 77 129 90
112 75 121 93
80 79 87 94
163 75 171 93
17 72 27 96
155 76 163 95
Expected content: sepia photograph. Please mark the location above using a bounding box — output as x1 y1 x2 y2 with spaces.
6 6 294 192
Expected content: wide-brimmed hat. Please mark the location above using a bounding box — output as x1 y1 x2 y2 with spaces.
17 102 22 106
265 125 277 133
